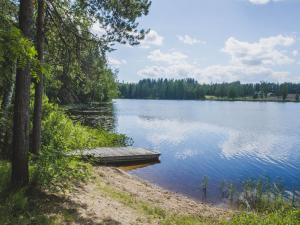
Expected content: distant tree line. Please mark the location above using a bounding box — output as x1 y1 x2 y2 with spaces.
118 79 300 101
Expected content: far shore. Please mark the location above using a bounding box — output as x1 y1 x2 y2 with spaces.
116 96 300 103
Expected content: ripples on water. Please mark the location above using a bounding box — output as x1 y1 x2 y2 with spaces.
70 99 300 203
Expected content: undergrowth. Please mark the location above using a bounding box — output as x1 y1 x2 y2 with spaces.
0 98 129 224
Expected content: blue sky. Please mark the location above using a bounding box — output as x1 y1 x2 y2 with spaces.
101 0 300 83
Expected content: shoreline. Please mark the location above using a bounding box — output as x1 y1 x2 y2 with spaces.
116 98 300 103
62 166 232 224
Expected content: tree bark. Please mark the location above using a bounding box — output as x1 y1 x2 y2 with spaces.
11 0 34 188
32 0 45 155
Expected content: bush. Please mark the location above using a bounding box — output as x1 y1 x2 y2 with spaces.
225 209 300 225
31 98 129 191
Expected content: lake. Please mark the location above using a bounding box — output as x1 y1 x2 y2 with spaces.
73 99 300 203
112 99 300 203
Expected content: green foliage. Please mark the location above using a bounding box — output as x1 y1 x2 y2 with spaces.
228 88 236 99
31 98 128 190
280 84 289 101
296 93 299 102
78 0 151 45
0 26 37 67
43 0 150 104
0 162 50 225
225 209 300 225
119 79 300 101
119 78 206 100
0 189 29 225
96 179 216 225
237 178 300 212
0 161 10 192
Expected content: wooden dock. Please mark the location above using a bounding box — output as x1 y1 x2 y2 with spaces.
72 147 160 165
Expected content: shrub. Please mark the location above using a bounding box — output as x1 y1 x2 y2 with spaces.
31 98 129 191
225 209 300 225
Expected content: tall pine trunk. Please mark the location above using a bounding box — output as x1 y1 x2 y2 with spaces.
32 0 45 155
11 0 34 188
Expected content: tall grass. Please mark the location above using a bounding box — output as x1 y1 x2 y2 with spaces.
201 175 300 225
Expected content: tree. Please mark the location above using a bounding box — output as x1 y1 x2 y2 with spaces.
281 84 288 101
11 0 34 187
228 88 236 100
296 93 299 102
32 0 45 154
31 0 151 153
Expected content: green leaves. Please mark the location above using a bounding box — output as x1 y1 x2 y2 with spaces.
225 209 300 225
31 98 128 191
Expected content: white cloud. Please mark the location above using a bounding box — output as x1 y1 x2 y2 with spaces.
138 63 292 83
177 35 206 45
108 57 127 66
140 30 164 48
248 0 283 5
223 35 295 66
148 49 188 64
138 63 195 80
249 0 271 4
138 35 298 83
292 50 298 56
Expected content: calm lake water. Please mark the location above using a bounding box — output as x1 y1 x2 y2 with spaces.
112 99 300 203
71 99 300 203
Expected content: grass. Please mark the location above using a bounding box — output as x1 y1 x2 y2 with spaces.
225 209 300 225
0 160 218 225
95 173 300 225
1 161 299 225
95 176 221 225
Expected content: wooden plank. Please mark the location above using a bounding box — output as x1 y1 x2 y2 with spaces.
71 147 160 164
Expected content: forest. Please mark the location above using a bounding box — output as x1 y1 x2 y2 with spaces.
0 0 150 186
119 78 300 101
0 1 151 223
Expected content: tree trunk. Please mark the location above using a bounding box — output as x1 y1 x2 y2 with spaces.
11 0 34 188
32 0 45 155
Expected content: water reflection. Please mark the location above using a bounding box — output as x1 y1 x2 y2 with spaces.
68 99 300 203
67 102 117 131
114 99 300 203
133 116 299 164
120 161 161 171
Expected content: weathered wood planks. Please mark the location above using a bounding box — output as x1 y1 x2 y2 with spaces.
72 147 161 164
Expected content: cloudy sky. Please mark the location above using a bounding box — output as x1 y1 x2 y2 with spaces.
103 0 300 83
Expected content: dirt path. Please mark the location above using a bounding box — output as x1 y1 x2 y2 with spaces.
60 166 232 225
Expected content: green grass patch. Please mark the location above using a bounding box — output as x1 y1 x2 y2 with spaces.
224 209 300 225
95 179 219 225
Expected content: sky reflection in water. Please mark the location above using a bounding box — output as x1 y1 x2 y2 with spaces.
114 99 300 202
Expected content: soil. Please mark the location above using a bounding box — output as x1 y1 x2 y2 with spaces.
59 166 232 225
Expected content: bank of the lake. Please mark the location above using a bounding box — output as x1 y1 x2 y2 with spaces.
204 95 300 102
119 95 300 103
1 162 299 225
